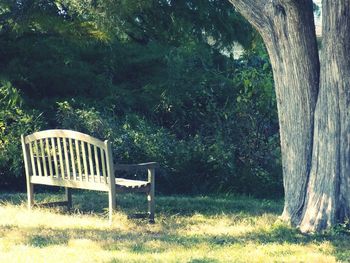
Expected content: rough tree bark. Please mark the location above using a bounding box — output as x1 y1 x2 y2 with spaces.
228 0 350 232
300 0 350 232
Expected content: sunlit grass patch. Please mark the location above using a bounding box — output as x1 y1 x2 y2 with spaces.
0 191 349 262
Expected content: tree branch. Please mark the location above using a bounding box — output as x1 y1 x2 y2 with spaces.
228 0 268 32
228 0 307 37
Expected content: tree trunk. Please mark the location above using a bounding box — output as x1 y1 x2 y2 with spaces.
229 0 350 232
299 0 350 232
228 0 320 226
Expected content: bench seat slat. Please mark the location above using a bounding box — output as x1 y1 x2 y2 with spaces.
30 175 109 192
115 178 150 188
115 162 159 171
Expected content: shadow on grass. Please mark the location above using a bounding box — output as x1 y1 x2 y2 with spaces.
1 191 349 261
1 221 349 262
0 224 307 249
0 190 283 217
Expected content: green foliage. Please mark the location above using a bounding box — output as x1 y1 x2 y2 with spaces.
0 0 282 197
0 80 44 188
55 82 281 197
60 0 256 48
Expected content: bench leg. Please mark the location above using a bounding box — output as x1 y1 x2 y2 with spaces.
65 187 72 210
147 192 155 223
147 168 155 223
108 189 116 224
27 182 34 210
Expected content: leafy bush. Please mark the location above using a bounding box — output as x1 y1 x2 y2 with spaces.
0 81 45 189
55 95 282 197
0 0 282 196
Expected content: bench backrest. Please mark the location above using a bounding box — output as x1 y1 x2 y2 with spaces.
21 129 114 184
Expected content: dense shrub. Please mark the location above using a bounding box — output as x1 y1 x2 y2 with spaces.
0 1 282 197
0 81 45 189
0 45 282 197
55 92 282 197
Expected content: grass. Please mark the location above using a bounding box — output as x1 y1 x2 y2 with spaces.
0 191 349 262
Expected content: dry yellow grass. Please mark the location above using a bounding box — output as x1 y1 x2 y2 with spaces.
0 192 349 262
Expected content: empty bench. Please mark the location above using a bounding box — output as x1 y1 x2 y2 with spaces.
21 129 157 222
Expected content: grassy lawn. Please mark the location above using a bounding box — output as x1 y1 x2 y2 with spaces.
0 191 349 262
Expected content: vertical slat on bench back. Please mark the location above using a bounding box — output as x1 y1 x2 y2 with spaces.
51 137 59 177
39 139 48 177
46 138 53 176
100 147 107 183
34 141 42 176
94 145 101 182
88 144 94 182
63 138 70 180
24 130 111 185
57 137 65 178
82 141 89 181
69 139 76 180
75 139 83 181
29 142 37 176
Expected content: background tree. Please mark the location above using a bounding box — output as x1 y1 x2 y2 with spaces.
228 0 350 232
1 1 282 199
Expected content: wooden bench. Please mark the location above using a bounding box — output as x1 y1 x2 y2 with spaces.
21 129 157 223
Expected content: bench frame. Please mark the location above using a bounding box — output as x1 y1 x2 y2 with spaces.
21 129 156 223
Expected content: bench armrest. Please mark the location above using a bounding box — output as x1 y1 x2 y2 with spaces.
114 162 158 172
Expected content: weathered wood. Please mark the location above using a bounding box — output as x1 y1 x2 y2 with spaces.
25 129 105 148
115 178 149 188
69 138 76 180
65 187 72 210
63 138 71 180
114 163 156 221
34 141 43 177
81 141 88 181
105 140 116 223
148 168 155 223
51 138 59 177
115 162 159 171
21 135 33 209
94 145 101 182
57 138 65 179
29 142 36 176
22 129 157 223
40 139 48 177
46 138 53 176
75 139 83 181
30 176 109 191
88 143 94 182
100 147 107 184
